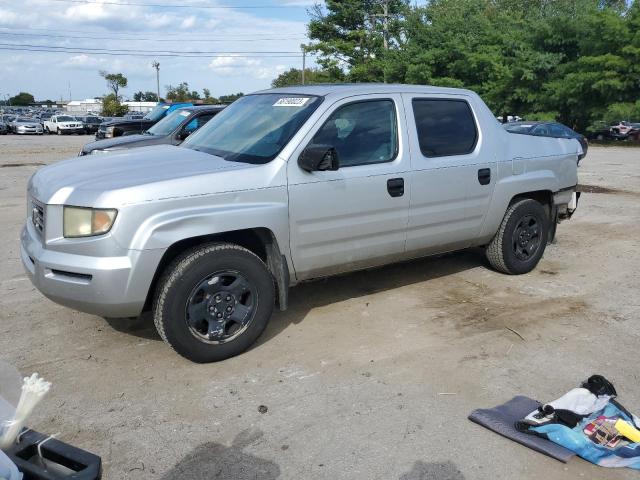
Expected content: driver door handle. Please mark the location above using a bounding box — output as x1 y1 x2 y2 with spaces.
387 178 404 197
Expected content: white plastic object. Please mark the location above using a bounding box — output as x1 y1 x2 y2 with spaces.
0 362 22 444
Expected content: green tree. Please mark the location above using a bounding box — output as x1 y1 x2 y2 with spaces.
271 67 340 87
166 82 195 102
133 91 159 102
101 93 129 117
99 71 128 100
308 0 410 82
218 92 244 104
9 92 35 105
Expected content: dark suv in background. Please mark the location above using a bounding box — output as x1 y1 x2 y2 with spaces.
75 116 103 134
80 105 224 155
96 102 192 139
503 121 588 161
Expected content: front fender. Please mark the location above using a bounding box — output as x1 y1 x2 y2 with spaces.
120 187 291 262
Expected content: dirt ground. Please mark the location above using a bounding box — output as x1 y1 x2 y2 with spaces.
1 134 639 479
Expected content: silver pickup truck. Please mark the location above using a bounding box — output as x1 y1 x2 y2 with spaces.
21 84 581 362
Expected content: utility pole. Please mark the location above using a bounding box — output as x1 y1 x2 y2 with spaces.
152 61 160 102
381 0 389 51
300 44 307 85
371 0 390 83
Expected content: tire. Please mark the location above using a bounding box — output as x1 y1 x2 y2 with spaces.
56 128 62 135
153 242 275 363
486 199 549 275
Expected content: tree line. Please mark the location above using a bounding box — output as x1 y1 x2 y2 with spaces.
97 72 245 116
272 0 640 133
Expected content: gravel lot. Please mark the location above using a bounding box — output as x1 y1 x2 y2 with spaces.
1 134 639 479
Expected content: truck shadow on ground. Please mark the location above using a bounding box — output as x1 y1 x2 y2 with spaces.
256 248 485 347
105 248 485 343
399 461 465 480
159 429 281 480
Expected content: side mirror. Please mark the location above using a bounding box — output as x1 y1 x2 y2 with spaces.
178 130 192 141
298 145 340 172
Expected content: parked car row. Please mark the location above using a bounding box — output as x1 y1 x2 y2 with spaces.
587 121 640 142
0 111 104 135
80 105 224 155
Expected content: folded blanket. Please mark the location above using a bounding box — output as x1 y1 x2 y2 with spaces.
469 395 576 463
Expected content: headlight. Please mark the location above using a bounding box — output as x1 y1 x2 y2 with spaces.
63 206 117 238
105 126 115 137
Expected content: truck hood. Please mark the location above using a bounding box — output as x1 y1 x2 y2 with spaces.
81 134 166 154
29 145 254 207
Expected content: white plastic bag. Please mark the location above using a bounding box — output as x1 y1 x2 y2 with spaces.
0 362 22 443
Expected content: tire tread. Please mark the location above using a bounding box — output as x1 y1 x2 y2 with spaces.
153 242 269 359
486 199 538 274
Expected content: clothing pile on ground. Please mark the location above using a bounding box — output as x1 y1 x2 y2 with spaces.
471 375 640 470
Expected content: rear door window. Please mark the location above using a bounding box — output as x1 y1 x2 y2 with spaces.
412 99 477 157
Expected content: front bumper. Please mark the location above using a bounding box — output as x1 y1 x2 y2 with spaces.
59 127 85 134
20 220 165 318
16 127 43 135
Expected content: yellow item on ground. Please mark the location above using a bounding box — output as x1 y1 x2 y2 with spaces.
615 419 640 443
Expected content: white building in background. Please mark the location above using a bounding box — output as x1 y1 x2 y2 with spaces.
123 101 157 113
64 99 158 114
65 98 102 113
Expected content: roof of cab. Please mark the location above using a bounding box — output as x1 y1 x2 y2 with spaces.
256 83 477 98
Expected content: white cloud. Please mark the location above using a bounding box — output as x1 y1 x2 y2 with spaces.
209 56 260 75
180 16 197 29
0 0 312 99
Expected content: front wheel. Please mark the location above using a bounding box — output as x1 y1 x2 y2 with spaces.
56 128 62 135
486 199 549 274
153 243 275 363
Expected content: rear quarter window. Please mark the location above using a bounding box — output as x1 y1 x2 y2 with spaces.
412 99 478 157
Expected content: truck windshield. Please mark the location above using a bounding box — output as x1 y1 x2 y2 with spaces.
182 94 322 164
146 109 191 136
143 104 170 121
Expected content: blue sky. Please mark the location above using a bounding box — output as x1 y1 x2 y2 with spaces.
0 0 317 101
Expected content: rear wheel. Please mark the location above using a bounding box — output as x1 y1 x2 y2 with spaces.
486 199 549 274
153 243 275 363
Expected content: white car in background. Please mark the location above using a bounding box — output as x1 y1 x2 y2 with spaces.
43 115 85 135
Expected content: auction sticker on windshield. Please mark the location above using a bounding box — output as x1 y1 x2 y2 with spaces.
273 97 310 107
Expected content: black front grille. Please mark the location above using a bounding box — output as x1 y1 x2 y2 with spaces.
31 198 45 233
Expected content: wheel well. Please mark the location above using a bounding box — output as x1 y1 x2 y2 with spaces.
143 228 280 312
510 190 553 218
510 189 556 242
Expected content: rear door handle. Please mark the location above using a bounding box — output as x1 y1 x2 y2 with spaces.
478 168 491 186
387 178 404 197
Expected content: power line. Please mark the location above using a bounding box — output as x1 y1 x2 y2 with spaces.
0 42 300 54
0 46 301 58
0 26 307 38
0 31 307 43
46 0 305 9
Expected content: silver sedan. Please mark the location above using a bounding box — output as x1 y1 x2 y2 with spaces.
10 118 43 135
